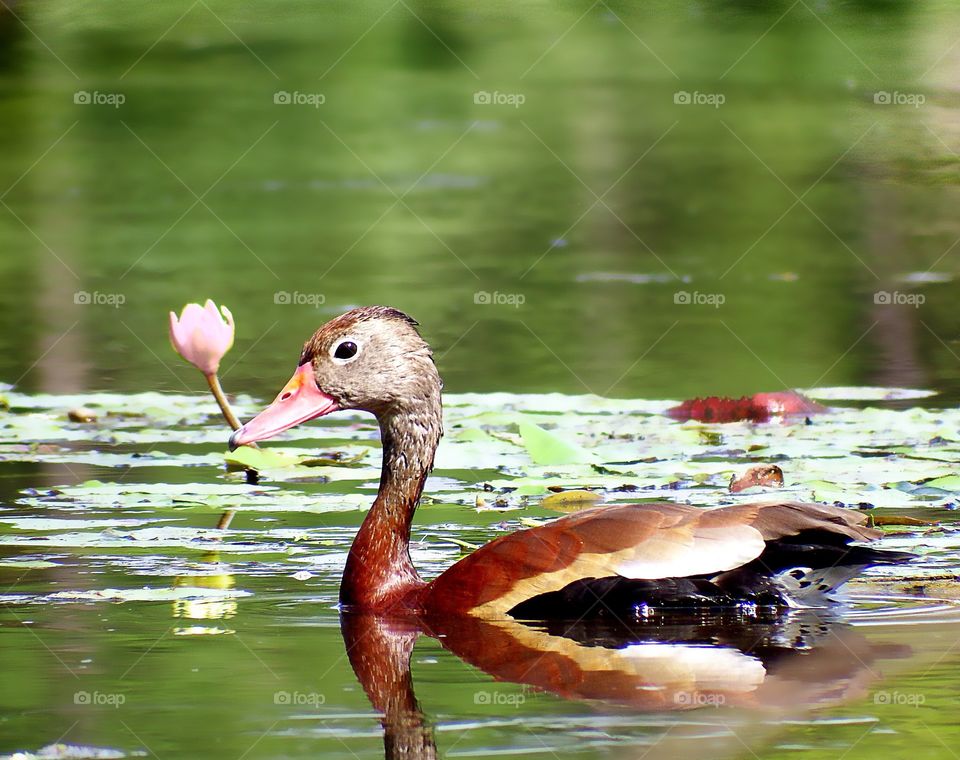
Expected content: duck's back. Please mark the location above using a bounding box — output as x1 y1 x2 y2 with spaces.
421 501 907 618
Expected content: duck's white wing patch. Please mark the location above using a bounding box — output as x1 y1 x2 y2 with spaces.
614 524 766 580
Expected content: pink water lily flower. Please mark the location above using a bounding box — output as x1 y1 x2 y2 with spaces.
169 300 235 376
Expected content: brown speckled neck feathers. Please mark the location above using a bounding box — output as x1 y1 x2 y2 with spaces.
336 309 443 611
339 393 442 610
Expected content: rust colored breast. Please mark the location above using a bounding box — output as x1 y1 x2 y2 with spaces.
420 525 581 614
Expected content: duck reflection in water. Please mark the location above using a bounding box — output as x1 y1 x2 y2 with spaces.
340 609 909 760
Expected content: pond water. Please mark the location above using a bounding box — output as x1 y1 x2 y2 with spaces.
3 1 960 758
4 387 960 759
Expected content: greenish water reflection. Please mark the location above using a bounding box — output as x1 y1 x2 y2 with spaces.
1 1 959 403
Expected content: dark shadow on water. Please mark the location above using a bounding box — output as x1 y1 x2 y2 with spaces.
341 608 911 759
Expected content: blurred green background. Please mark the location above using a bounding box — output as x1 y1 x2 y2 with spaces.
5 4 960 757
2 0 960 404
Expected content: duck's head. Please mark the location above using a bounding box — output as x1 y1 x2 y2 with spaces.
228 305 441 450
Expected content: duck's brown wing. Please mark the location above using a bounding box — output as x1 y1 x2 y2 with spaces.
423 501 880 617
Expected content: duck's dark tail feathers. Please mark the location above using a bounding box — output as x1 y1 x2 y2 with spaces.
509 540 913 620
713 535 913 606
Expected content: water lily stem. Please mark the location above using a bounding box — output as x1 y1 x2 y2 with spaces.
205 372 242 431
204 372 256 530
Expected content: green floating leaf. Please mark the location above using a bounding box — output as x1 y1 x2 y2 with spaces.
541 489 602 513
699 431 723 446
45 587 251 602
223 446 375 482
224 446 300 470
449 427 499 443
0 559 59 569
6 386 960 607
801 386 937 401
511 484 551 496
922 475 960 491
518 421 594 466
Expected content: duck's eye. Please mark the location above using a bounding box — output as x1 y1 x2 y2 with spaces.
332 340 359 363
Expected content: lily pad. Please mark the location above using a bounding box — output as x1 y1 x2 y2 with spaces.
541 490 603 512
518 421 595 465
0 744 145 760
225 446 301 470
42 587 252 603
800 387 937 401
0 559 60 569
3 386 960 611
921 475 960 491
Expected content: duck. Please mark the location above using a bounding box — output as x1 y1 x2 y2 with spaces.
228 306 909 619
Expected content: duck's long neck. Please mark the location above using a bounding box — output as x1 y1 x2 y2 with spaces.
340 391 442 612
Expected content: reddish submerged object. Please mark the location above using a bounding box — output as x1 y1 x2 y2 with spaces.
667 390 827 423
229 306 903 618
